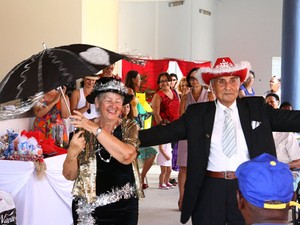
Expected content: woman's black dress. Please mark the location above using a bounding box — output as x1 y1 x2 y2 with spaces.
72 125 138 225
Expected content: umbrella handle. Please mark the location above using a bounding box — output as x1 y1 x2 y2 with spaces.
58 86 72 116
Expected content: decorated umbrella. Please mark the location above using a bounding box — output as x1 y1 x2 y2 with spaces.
0 43 126 119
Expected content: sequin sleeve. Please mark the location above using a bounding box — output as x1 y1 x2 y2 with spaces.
72 131 97 204
121 118 144 198
121 118 140 150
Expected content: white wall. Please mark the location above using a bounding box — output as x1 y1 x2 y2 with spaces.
1 0 283 96
119 0 282 95
155 1 192 59
119 0 216 61
118 2 157 57
215 0 282 95
190 0 216 61
0 0 82 79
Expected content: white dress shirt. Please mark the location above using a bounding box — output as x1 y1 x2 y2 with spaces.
273 131 300 163
207 100 250 171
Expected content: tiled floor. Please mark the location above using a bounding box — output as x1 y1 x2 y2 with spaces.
138 164 192 225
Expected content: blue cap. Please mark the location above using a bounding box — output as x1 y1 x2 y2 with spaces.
236 153 294 209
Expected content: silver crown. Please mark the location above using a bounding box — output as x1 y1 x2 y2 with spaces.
215 59 234 69
94 79 129 94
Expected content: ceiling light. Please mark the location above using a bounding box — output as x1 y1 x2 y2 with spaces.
168 0 184 7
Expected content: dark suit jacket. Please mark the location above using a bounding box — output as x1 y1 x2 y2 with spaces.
139 97 300 224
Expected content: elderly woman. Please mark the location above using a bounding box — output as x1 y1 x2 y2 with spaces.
63 77 142 225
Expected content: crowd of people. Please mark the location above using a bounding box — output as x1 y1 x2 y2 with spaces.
31 58 300 225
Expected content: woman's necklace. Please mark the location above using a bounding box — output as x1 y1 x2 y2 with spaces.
97 147 112 163
95 124 117 163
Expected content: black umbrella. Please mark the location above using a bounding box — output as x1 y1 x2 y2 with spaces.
0 43 126 104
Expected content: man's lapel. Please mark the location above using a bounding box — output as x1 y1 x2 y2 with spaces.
203 103 216 158
237 99 252 152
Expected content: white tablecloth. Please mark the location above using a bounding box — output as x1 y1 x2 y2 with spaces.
0 154 74 225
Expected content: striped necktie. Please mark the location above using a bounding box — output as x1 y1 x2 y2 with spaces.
222 108 236 158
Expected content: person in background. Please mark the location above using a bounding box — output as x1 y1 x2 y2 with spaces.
169 73 179 94
139 57 300 225
97 64 120 80
63 77 141 225
157 142 173 190
125 70 153 128
239 70 256 97
70 75 99 119
280 101 300 189
125 70 157 189
138 146 157 189
33 86 69 147
168 73 180 172
69 75 99 140
151 73 179 126
236 153 295 225
264 93 280 109
176 67 213 211
124 70 141 126
264 76 281 100
177 77 190 98
265 93 300 170
280 101 293 110
121 103 151 193
121 103 134 120
151 72 180 189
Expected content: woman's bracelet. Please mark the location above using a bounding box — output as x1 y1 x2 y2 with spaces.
94 127 102 138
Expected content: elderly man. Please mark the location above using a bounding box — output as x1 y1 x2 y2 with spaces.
139 57 300 225
264 76 281 100
236 153 296 225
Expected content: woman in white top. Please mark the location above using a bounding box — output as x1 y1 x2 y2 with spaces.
70 75 99 120
69 75 100 138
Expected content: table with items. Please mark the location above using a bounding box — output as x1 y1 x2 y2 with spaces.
0 129 74 225
0 154 74 225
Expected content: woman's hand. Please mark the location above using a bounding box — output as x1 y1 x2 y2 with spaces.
68 130 86 157
159 145 170 160
164 155 171 161
160 119 170 126
70 110 98 134
55 86 67 103
61 85 67 94
52 88 64 104
182 87 190 96
63 129 85 181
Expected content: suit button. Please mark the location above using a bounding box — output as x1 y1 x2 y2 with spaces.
206 134 210 138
